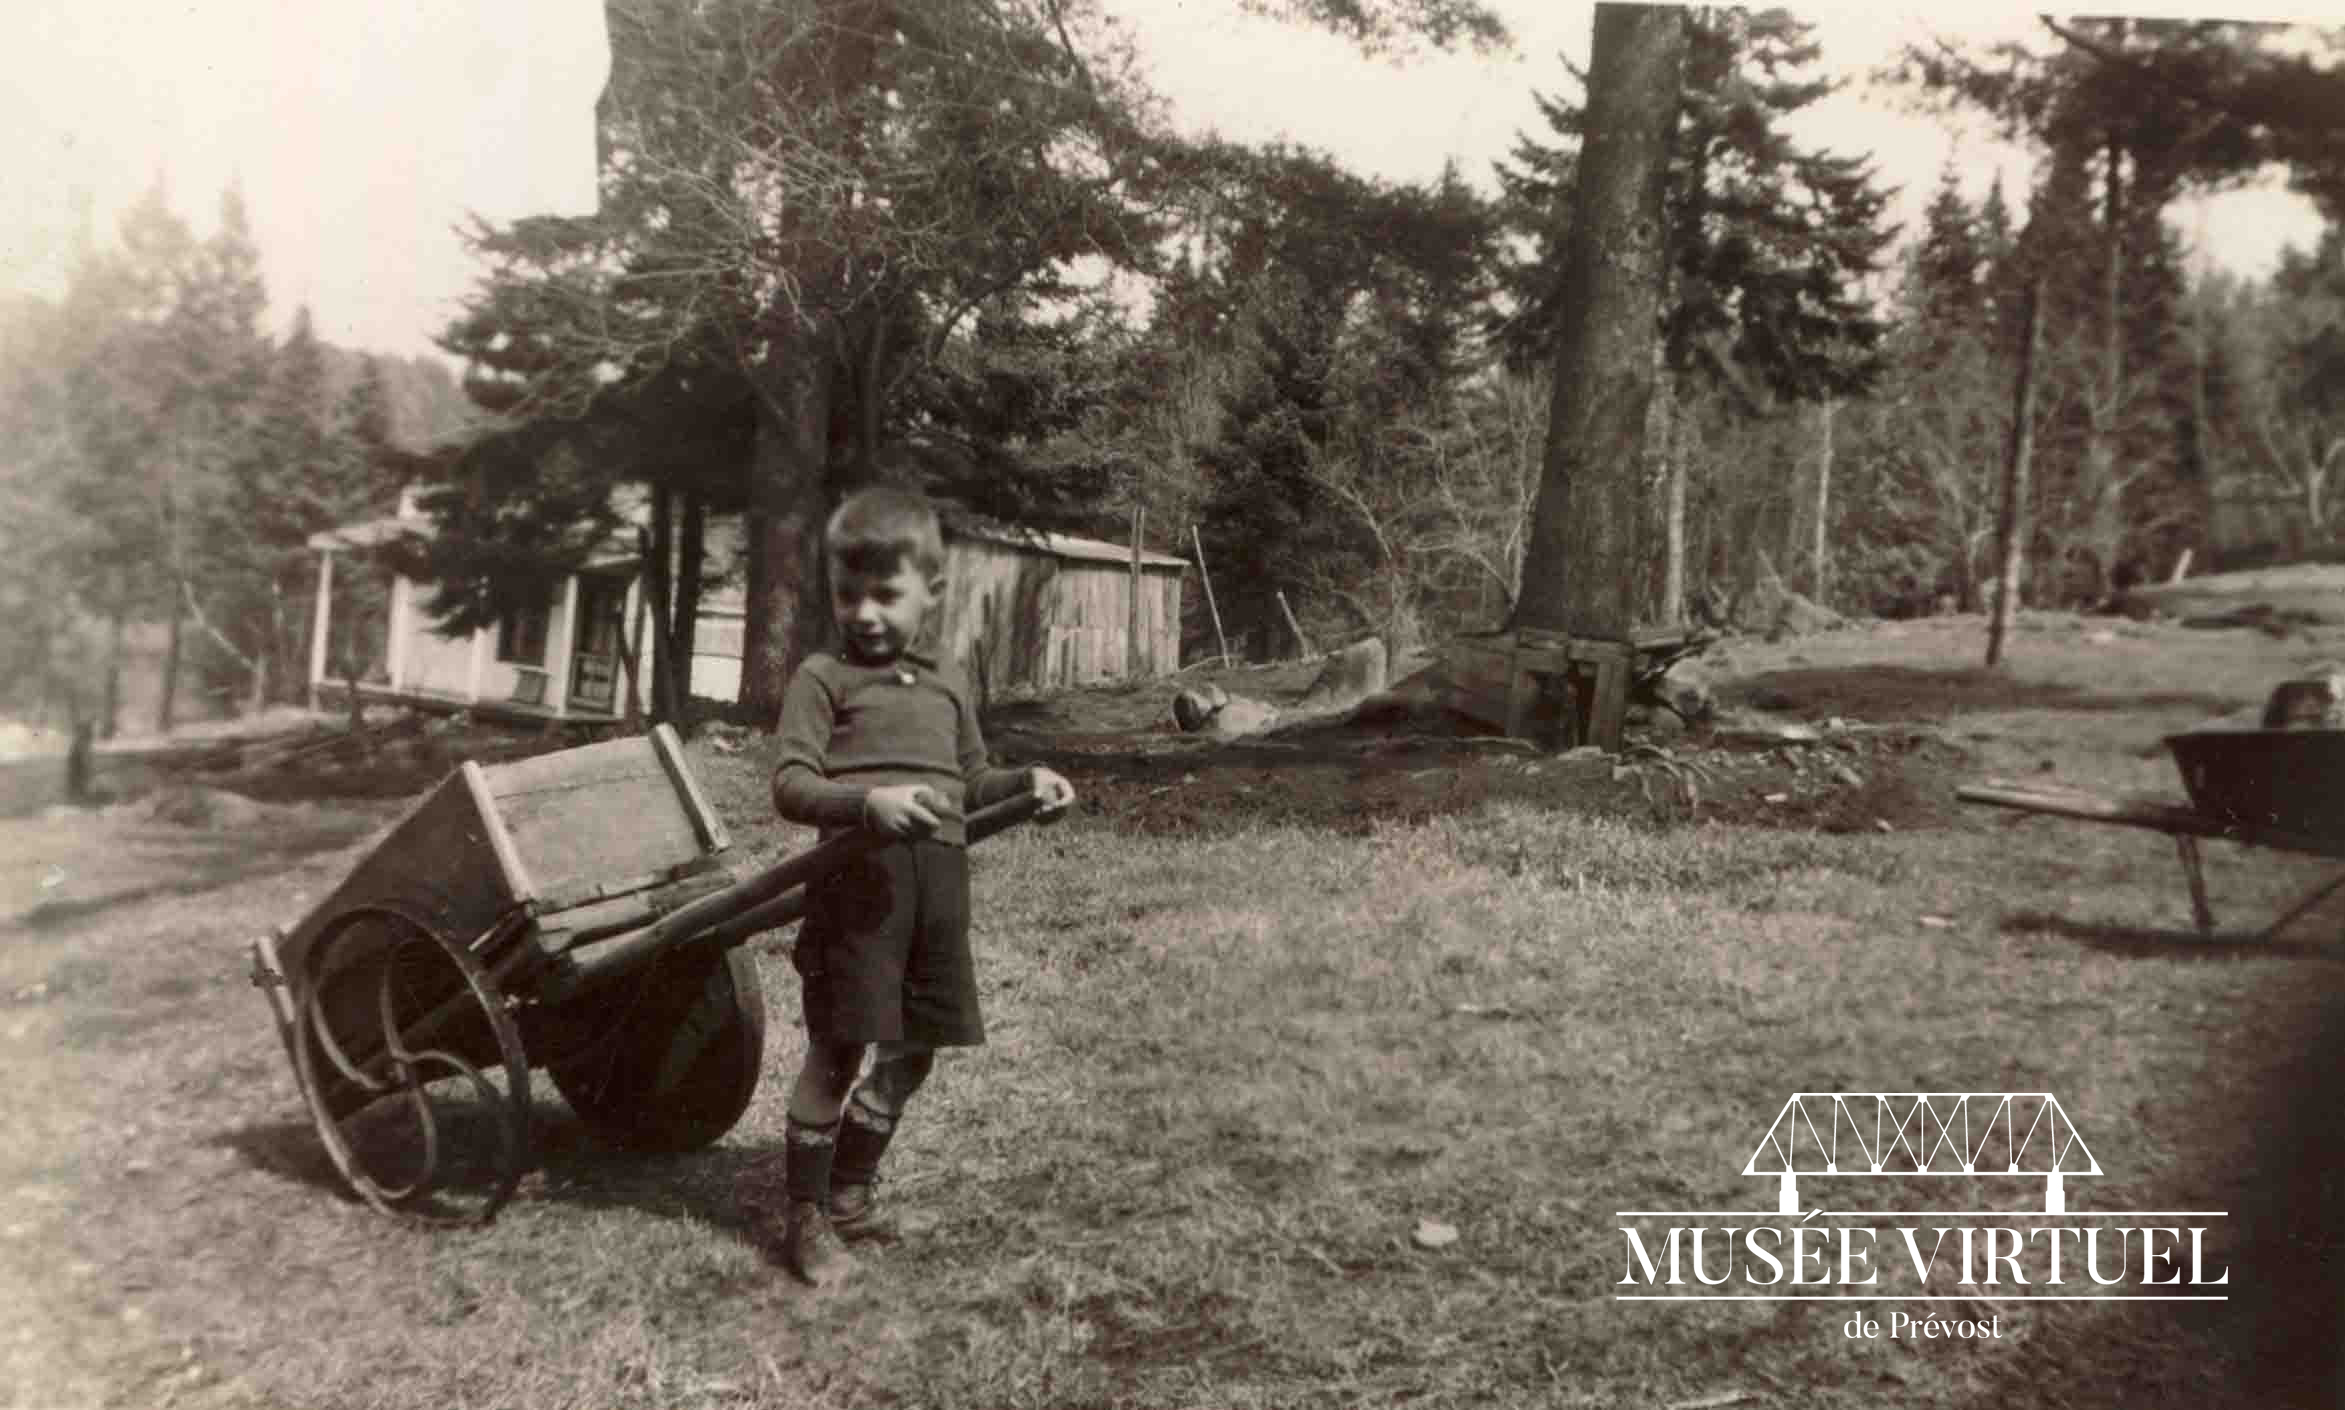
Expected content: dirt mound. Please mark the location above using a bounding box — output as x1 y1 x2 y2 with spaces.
1009 718 1971 842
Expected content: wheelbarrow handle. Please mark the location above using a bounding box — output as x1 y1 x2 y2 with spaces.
536 789 1048 1002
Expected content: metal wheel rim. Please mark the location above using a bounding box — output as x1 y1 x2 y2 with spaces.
290 904 532 1225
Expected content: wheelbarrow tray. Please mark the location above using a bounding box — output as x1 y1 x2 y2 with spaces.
255 725 731 1079
272 723 727 977
2164 726 2345 840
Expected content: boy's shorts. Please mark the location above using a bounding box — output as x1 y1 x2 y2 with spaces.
792 839 982 1047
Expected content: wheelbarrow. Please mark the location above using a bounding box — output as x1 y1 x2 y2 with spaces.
247 724 1042 1223
1957 727 2345 941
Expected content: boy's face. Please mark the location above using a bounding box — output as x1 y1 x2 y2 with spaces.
830 554 943 666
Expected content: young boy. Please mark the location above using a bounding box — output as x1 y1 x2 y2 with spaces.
765 486 1075 1286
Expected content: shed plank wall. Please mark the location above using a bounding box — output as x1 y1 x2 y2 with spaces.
935 539 1182 694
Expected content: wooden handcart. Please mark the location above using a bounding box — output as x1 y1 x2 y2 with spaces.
247 724 1039 1223
1958 727 2345 942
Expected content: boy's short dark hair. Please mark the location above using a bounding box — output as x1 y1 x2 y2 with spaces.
827 486 946 579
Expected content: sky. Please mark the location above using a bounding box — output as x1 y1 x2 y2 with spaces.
0 1 2330 365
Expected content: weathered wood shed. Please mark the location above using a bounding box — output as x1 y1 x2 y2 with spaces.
935 527 1188 695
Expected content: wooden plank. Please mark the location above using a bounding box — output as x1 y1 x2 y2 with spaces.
1587 653 1631 751
480 733 711 902
482 732 664 799
463 759 539 907
651 721 730 853
494 767 704 900
1503 637 1536 739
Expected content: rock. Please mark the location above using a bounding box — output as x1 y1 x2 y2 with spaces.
1207 695 1280 740
1729 571 1846 639
1647 658 1718 723
146 786 267 828
1296 638 1388 714
1771 589 1845 637
1412 1218 1460 1250
1172 688 1221 733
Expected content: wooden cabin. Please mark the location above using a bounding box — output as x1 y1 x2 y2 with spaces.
303 508 701 724
304 504 1189 719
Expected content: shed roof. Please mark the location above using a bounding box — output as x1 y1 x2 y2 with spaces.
953 525 1189 571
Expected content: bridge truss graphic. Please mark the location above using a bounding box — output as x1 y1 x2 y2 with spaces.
1744 1092 2101 1213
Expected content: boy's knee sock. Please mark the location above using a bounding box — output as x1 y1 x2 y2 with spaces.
783 1114 841 1206
831 1092 896 1188
834 1052 932 1186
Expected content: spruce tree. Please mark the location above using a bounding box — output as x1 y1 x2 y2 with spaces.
1493 6 1897 401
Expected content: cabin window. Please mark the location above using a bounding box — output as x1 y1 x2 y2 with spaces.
497 591 554 665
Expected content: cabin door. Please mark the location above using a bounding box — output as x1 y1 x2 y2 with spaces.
570 575 627 713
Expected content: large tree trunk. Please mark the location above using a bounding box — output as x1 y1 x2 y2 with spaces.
1514 2 1685 639
2075 120 2129 606
739 335 835 723
1652 348 1686 625
1988 281 2045 669
676 489 706 705
157 598 183 735
646 483 678 721
101 592 125 741
734 0 879 721
248 580 284 716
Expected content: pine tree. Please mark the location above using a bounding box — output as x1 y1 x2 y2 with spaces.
1912 163 1988 344
1493 6 1897 401
1187 143 1499 651
1897 15 2341 597
438 0 1169 717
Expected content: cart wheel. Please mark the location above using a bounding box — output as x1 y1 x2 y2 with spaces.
550 945 766 1153
292 905 531 1225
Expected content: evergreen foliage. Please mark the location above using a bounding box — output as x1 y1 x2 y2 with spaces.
1493 6 1897 403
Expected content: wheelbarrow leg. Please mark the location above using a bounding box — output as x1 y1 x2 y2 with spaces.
2175 835 2215 940
2261 867 2345 944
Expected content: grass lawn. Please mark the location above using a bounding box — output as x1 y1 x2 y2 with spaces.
4 612 2344 1408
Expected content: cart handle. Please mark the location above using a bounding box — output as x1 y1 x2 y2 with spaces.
535 791 1048 1002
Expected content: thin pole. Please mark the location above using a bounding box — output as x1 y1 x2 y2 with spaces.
1812 395 1833 605
1276 590 1313 659
1191 524 1230 668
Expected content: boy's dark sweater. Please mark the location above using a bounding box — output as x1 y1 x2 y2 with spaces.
770 648 1029 847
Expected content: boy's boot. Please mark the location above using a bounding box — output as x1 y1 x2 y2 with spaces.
774 1115 855 1286
828 1092 900 1241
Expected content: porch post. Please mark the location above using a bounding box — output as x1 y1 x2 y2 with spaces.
307 549 334 710
385 573 412 691
622 572 648 720
466 617 490 704
545 575 580 715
